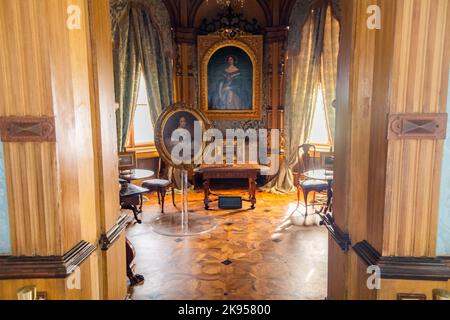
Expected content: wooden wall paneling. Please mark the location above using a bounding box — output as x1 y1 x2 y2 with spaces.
332 0 450 300
0 278 70 300
0 254 100 300
45 0 83 254
382 0 450 257
347 250 376 300
86 0 127 299
101 233 127 300
330 0 385 300
70 0 102 300
68 0 97 250
0 0 53 118
2 143 60 256
366 0 396 256
0 0 62 256
346 0 376 245
342 0 380 300
377 278 450 300
327 0 354 300
0 0 124 300
175 41 196 105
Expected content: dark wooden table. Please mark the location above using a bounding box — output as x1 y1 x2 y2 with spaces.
119 169 153 224
196 164 261 210
120 169 154 182
120 182 150 224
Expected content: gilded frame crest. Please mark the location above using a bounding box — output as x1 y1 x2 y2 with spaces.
198 32 263 120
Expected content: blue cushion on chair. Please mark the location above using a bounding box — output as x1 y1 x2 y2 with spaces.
142 179 171 189
300 179 328 191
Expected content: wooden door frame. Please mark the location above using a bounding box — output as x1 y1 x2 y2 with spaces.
329 0 450 300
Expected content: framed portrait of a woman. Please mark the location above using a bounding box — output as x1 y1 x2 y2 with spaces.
198 33 263 119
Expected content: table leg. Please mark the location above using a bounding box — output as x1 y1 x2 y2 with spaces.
250 177 256 209
324 181 333 218
121 203 142 224
204 178 210 210
138 194 143 213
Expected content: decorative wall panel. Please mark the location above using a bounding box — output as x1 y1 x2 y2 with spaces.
387 113 447 140
0 117 56 142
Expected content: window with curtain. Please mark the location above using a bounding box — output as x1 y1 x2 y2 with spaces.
127 73 154 148
308 83 331 146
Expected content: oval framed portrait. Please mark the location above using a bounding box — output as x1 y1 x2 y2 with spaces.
155 103 211 169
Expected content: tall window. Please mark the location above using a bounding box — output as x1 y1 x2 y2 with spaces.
308 83 331 146
127 73 154 148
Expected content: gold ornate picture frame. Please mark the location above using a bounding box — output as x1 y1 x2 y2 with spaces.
155 102 211 170
198 31 263 120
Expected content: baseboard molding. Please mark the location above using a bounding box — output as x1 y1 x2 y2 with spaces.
0 241 96 280
353 240 450 281
99 214 131 251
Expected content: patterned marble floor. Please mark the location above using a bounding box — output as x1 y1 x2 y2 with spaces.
127 189 328 300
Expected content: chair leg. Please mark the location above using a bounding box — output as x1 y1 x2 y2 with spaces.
312 192 316 212
160 188 166 214
304 190 309 217
157 190 161 205
171 187 176 207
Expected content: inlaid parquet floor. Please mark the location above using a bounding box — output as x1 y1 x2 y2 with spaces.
127 188 328 300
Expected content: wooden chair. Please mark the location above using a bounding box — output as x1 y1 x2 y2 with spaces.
296 144 329 217
141 158 176 214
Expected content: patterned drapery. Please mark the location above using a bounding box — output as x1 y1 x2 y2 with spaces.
114 10 141 152
113 3 173 151
321 4 340 145
131 6 173 126
264 0 340 193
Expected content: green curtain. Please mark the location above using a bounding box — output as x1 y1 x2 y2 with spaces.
114 10 141 152
130 6 173 127
264 1 339 193
113 4 173 151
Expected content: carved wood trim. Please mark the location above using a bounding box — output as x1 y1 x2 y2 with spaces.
0 116 56 142
174 27 196 44
387 113 447 140
353 240 450 281
0 241 96 280
99 214 131 251
198 7 262 35
264 26 288 43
